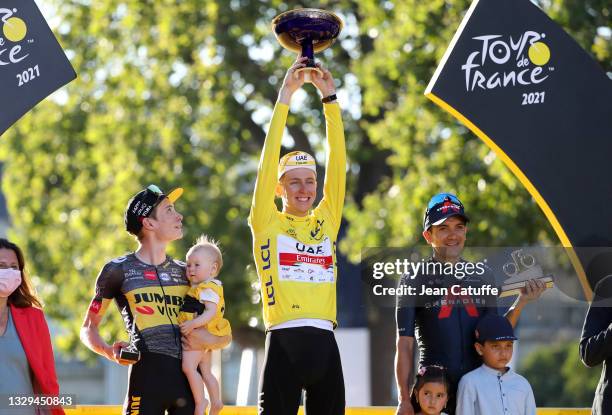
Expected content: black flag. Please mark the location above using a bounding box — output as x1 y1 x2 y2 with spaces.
0 1 76 136
426 0 612 299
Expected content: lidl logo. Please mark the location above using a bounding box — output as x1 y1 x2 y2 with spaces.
461 30 553 92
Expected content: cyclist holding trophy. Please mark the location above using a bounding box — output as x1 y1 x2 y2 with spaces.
249 56 347 415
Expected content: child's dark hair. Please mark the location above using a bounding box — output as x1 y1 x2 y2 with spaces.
410 365 450 412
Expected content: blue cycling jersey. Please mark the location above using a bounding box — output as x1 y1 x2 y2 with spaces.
395 260 500 383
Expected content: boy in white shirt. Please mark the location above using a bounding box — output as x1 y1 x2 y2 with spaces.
456 314 536 415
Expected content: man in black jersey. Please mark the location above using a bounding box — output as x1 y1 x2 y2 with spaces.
394 193 547 415
80 184 230 415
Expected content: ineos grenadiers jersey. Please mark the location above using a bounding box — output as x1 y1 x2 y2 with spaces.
248 102 346 330
92 253 189 359
396 261 500 383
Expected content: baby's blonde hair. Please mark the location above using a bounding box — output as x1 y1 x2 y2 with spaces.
187 235 223 275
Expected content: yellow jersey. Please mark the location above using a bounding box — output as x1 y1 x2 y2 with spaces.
248 102 346 329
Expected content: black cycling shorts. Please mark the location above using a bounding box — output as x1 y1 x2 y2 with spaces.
258 326 345 415
124 352 195 415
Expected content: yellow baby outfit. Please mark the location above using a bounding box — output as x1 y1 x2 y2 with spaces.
178 279 231 336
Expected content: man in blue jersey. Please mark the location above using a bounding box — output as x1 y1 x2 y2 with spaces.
394 193 547 415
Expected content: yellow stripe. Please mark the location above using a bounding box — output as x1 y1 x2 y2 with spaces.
64 406 591 414
425 92 592 301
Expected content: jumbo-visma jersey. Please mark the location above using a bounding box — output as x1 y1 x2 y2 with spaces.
91 253 189 359
248 102 346 329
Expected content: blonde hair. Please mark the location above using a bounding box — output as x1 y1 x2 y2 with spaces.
187 235 223 274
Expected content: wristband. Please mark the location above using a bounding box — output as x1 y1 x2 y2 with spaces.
321 93 337 103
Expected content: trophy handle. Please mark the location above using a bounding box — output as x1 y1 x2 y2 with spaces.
301 40 316 67
298 39 322 83
296 66 322 83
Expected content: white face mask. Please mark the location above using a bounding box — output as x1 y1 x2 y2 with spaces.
0 268 22 298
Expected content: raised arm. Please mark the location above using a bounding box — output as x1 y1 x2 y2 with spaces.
248 58 307 231
505 278 547 327
312 65 346 230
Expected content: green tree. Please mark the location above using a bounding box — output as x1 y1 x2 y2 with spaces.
0 0 608 376
521 341 601 407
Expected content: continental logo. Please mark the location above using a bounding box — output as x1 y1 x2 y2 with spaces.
0 8 31 66
462 30 553 92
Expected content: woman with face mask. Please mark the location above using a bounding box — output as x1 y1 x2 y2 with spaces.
0 238 64 415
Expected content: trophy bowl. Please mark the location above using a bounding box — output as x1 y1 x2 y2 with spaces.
272 8 343 81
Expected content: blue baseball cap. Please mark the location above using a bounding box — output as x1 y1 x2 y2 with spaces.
423 193 469 230
475 314 517 343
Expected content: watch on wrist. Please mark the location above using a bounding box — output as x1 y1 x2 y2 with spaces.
321 93 337 103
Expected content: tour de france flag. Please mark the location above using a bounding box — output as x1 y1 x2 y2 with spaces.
426 0 612 298
0 1 76 136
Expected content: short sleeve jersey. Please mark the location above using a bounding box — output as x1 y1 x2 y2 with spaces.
93 253 190 359
396 260 500 382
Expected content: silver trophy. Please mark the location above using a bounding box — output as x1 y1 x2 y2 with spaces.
119 308 141 363
500 249 554 298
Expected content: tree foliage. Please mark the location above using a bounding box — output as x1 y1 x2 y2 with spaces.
0 0 608 360
521 341 601 407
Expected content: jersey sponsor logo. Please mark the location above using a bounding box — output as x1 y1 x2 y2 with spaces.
280 253 333 268
144 270 156 281
437 293 479 319
277 235 335 283
132 291 183 318
261 239 271 271
128 395 141 415
135 306 155 315
264 275 275 306
258 392 265 414
310 219 325 240
159 272 171 282
125 269 143 279
89 299 102 314
134 292 183 307
260 239 275 306
295 242 325 255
